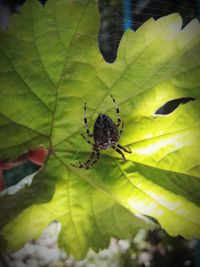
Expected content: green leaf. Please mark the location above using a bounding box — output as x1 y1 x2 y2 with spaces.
0 0 200 259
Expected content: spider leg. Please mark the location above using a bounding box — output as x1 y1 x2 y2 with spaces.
81 133 94 146
112 147 127 161
84 102 93 137
71 150 95 169
110 95 121 127
85 150 100 169
71 147 100 169
117 144 132 154
119 121 124 135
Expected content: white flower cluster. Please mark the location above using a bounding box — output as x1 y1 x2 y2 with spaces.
2 221 130 267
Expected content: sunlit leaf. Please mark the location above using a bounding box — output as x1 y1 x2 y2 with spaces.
0 0 200 259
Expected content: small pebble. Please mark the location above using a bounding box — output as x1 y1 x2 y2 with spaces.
65 257 75 267
37 221 61 248
37 247 60 265
25 258 38 267
118 240 130 253
9 260 26 267
11 248 26 261
98 249 109 259
24 243 38 257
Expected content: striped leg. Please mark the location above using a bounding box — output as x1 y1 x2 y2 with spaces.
71 147 100 169
117 144 132 154
110 95 121 127
113 146 127 161
71 150 95 169
119 121 124 136
85 150 100 169
81 133 94 146
83 102 93 137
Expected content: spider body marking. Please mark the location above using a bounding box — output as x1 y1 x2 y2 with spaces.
93 114 119 150
71 95 131 169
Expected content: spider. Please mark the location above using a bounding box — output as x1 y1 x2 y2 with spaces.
71 95 131 169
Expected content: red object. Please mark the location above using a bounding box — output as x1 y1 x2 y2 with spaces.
28 148 48 166
0 147 48 191
0 170 4 191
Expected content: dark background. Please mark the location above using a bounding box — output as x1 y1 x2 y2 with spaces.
98 0 199 62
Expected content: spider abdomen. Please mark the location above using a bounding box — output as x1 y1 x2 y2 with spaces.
93 114 119 150
71 95 132 169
